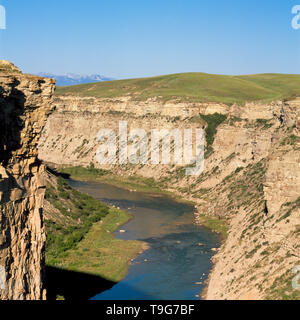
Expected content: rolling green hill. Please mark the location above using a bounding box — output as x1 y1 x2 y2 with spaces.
55 72 300 104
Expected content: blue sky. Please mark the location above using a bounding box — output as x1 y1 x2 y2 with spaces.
0 0 300 79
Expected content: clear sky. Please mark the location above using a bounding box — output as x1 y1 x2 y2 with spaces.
0 0 300 79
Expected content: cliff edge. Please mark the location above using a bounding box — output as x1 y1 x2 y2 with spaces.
0 61 55 300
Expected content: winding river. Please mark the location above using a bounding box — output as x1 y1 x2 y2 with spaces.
68 179 220 300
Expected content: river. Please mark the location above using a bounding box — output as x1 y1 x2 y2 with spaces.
68 179 220 300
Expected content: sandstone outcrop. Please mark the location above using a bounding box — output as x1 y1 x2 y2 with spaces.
0 62 55 300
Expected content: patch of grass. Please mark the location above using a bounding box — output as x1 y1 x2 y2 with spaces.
246 245 262 259
256 118 273 129
55 72 300 105
281 135 300 146
235 167 244 174
266 268 300 300
197 214 229 239
276 197 300 223
112 175 164 193
260 250 269 256
45 175 145 282
45 177 110 265
200 113 227 157
57 208 145 282
59 164 109 180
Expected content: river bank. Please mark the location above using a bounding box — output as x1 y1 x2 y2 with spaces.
68 179 220 300
53 166 226 299
58 165 228 237
52 207 148 282
44 172 148 299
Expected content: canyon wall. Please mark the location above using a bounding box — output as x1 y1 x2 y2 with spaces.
38 95 300 300
0 63 55 300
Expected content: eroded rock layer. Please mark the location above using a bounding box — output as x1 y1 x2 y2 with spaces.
0 65 55 300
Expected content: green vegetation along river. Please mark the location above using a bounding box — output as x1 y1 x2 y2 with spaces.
68 179 220 300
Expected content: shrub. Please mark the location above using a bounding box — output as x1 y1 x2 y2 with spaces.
45 176 110 264
200 113 227 156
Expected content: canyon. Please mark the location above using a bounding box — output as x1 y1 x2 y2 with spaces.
1 60 299 300
39 94 300 300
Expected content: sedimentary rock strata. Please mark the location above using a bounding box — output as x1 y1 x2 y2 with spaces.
0 61 55 300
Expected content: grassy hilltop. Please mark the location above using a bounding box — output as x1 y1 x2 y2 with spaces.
55 72 300 104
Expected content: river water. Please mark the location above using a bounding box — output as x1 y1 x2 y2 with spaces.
68 179 220 300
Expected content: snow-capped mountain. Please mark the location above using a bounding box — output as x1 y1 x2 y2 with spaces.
37 72 114 86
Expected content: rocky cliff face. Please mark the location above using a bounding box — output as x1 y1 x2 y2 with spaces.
38 94 300 300
0 62 55 300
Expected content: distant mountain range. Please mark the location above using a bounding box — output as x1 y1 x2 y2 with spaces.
37 72 114 86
